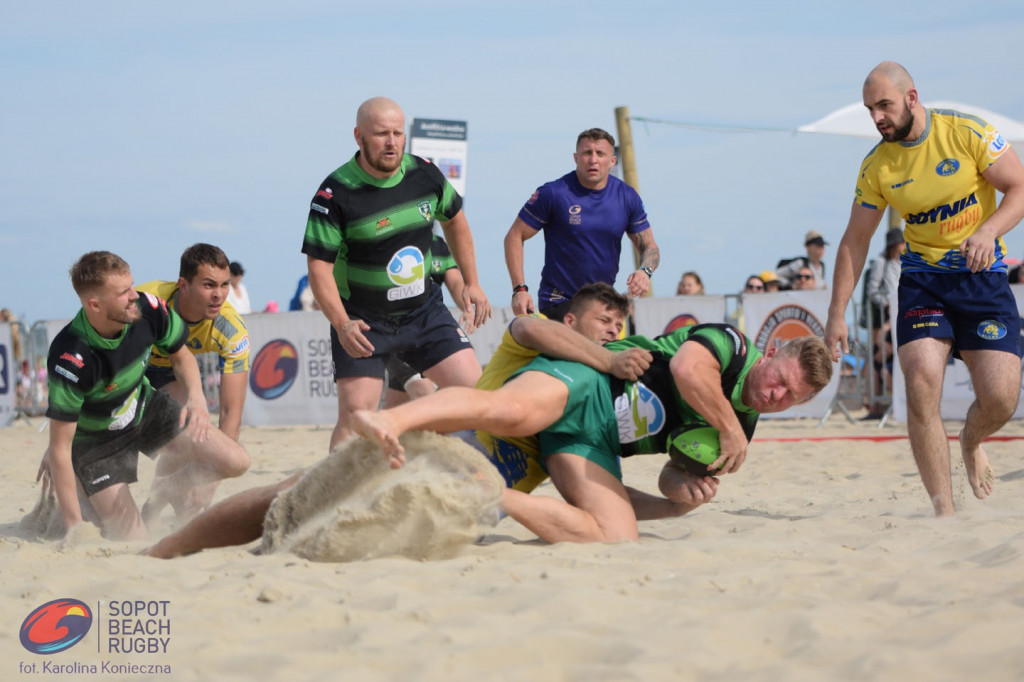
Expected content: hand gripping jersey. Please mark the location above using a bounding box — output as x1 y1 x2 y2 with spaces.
46 293 188 443
302 153 463 315
854 108 1012 273
608 324 762 456
518 172 650 308
136 280 250 382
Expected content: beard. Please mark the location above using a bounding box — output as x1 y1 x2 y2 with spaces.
107 301 141 326
359 135 402 175
880 100 915 142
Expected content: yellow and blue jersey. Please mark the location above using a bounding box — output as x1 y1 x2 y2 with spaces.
136 280 250 377
475 314 547 492
854 108 1012 273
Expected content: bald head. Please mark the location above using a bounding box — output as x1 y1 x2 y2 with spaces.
356 97 403 128
864 61 915 95
862 61 923 142
353 97 406 178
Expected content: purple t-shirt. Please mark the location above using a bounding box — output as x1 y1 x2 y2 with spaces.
518 172 650 309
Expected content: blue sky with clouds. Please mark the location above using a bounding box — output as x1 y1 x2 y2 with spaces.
4 1 1024 321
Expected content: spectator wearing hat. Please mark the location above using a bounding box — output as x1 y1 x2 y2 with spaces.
776 230 829 290
759 270 781 292
227 261 252 314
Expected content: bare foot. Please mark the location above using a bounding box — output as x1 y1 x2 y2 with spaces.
960 429 995 500
351 410 406 468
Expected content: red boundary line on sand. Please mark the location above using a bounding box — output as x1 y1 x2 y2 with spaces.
753 435 1024 443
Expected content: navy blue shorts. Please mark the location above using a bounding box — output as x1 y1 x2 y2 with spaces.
331 287 473 380
896 270 1021 357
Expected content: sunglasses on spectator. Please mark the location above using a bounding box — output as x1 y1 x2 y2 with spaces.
795 274 814 280
745 283 764 291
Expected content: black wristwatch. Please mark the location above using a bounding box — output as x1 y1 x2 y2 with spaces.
512 283 529 294
640 266 654 278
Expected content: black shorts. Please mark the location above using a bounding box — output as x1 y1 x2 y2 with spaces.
71 389 183 496
332 288 473 381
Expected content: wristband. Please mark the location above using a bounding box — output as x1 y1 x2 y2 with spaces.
640 266 654 278
512 283 529 294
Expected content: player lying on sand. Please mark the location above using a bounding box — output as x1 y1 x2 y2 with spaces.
146 284 645 557
354 326 833 543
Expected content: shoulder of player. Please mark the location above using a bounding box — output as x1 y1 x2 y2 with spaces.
929 107 990 135
48 328 94 384
212 303 249 339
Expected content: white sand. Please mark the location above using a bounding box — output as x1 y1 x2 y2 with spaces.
4 413 1024 681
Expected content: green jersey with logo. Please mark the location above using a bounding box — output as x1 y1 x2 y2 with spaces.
46 292 188 443
607 324 761 456
302 153 463 315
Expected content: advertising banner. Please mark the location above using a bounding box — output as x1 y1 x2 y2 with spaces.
740 289 840 419
632 296 728 336
242 312 337 427
409 118 468 198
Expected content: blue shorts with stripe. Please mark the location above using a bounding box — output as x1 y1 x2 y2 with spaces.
895 270 1021 357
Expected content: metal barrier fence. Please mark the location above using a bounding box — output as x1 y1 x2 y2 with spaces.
3 298 892 429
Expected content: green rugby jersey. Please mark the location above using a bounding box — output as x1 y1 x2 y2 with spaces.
46 291 188 442
607 324 761 456
302 153 463 315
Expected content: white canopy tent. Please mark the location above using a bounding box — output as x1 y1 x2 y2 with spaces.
798 100 1024 144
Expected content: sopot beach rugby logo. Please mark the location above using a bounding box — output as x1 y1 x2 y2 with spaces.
20 598 93 655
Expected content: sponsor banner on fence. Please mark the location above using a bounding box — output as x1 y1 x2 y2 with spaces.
243 309 500 427
409 118 468 198
632 296 728 337
243 312 338 427
891 283 1024 422
740 289 840 419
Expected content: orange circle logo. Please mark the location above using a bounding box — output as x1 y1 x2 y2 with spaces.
754 305 824 352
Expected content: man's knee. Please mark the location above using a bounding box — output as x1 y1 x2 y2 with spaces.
217 441 250 478
425 349 481 388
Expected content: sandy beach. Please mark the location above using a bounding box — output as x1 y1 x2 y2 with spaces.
4 412 1024 682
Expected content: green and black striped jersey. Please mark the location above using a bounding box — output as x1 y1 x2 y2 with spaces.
302 153 463 316
46 291 188 442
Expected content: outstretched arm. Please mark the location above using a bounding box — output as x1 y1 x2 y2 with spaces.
217 372 247 442
440 210 491 327
825 202 885 357
625 229 660 297
168 344 212 442
45 419 83 532
144 473 302 558
504 218 540 315
509 315 651 380
669 342 749 474
964 148 1024 271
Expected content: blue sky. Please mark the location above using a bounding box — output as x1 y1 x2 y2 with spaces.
4 1 1024 322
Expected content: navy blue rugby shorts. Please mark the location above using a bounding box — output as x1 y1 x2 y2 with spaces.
896 270 1021 357
331 288 473 381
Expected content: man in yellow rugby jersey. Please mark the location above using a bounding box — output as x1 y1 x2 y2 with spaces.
138 243 250 442
137 243 251 522
824 61 1024 516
